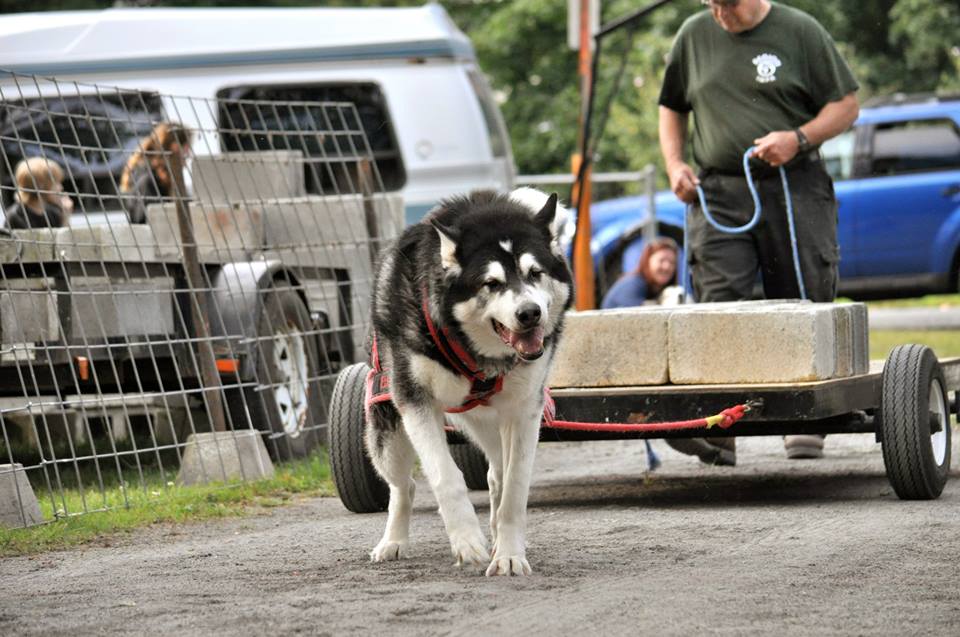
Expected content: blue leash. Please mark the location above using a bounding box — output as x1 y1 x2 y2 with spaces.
681 146 806 301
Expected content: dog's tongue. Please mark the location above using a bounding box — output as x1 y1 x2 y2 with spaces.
508 326 544 358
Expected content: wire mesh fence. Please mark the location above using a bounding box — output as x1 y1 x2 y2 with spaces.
0 71 403 527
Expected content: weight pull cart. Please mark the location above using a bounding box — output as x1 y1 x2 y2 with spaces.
328 343 956 513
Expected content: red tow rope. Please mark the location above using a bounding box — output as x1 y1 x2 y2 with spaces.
540 392 757 434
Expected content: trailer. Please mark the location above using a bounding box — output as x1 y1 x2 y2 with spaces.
328 343 956 511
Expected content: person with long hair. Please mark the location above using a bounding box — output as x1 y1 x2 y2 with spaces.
4 157 73 229
602 237 681 308
119 121 192 223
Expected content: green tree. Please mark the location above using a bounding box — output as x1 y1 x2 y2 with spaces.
7 0 958 186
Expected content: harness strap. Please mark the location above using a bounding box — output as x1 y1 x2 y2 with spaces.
365 287 510 416
420 288 485 381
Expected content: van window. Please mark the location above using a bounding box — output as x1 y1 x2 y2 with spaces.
869 118 960 177
466 70 510 159
216 84 405 195
0 92 163 210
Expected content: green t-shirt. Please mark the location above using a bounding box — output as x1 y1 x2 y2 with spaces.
659 2 859 172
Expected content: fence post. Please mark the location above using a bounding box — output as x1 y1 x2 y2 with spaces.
169 151 228 433
642 164 657 243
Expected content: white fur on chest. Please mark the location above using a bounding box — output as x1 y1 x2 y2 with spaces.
409 354 472 408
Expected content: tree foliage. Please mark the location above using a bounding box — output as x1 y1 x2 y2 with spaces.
456 0 960 188
8 0 959 188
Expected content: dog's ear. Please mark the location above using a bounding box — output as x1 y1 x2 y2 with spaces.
431 219 460 271
534 192 563 241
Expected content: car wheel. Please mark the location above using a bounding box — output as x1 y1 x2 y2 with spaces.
229 286 326 461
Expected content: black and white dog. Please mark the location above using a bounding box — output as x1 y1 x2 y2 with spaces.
364 188 572 576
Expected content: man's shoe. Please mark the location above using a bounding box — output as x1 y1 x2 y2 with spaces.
666 437 736 466
784 434 825 459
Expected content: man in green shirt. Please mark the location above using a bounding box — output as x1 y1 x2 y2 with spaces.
659 0 859 462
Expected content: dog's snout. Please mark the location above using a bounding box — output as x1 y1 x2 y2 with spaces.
516 302 542 329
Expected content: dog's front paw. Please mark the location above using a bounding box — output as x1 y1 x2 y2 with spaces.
485 554 532 577
449 529 489 568
370 539 408 562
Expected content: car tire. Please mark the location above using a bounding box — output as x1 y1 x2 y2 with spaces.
228 286 326 461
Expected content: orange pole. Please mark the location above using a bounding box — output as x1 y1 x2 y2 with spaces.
571 154 595 310
573 0 596 310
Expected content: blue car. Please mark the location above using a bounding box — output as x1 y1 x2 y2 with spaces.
587 94 960 300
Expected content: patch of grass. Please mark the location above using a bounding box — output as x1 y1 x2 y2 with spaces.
0 452 334 557
869 330 960 360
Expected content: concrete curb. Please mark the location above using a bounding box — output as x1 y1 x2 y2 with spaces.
0 463 43 528
176 430 275 486
868 307 960 331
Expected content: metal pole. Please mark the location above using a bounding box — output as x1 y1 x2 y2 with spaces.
643 164 658 243
573 0 596 310
170 151 227 433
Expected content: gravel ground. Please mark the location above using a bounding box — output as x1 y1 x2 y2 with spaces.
2 432 959 636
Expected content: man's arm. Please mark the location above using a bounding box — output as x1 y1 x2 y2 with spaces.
659 105 699 204
752 92 859 167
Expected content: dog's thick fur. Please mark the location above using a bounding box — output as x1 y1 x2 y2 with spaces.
365 188 572 576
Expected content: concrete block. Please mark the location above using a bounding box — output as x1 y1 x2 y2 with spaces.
0 463 44 528
832 304 869 377
53 224 158 262
550 307 671 387
192 151 305 204
148 202 264 263
668 301 864 384
69 277 175 338
0 230 56 263
176 430 274 486
0 279 59 344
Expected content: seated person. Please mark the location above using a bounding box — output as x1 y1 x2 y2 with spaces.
119 121 192 223
602 237 681 308
601 237 735 467
4 157 73 229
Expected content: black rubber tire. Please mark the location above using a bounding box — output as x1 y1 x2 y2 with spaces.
328 362 389 513
450 442 489 491
880 344 952 500
229 287 326 461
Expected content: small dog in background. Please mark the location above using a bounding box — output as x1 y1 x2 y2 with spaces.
364 188 572 575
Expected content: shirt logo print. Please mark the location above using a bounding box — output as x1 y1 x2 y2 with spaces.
752 53 782 83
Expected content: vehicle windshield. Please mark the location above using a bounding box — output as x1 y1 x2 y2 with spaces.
821 128 855 181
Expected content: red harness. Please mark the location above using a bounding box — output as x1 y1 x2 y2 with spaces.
365 289 511 417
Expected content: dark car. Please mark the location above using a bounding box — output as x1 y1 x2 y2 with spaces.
586 94 960 300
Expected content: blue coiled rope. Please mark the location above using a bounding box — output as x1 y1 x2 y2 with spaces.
681 146 806 301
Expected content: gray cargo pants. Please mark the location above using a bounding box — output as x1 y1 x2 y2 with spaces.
686 159 840 303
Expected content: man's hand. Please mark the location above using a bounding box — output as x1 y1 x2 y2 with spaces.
666 161 700 204
751 130 800 167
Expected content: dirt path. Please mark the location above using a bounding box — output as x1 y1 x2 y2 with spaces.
3 433 959 636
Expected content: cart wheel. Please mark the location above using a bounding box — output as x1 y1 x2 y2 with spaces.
450 442 489 491
880 344 951 500
328 362 389 513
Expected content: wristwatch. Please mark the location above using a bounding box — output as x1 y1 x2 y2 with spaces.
794 128 812 154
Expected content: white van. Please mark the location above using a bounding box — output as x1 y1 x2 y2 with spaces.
0 3 515 224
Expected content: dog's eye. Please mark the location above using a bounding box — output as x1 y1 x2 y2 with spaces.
484 280 503 292
528 269 542 281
